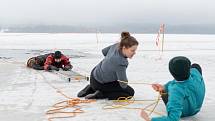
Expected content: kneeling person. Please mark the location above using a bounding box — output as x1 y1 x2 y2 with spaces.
141 56 205 121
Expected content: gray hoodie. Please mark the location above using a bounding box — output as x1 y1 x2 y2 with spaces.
92 43 128 88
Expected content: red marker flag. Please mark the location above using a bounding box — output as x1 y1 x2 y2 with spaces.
156 24 164 46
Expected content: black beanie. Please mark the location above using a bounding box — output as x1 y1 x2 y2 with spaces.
169 56 191 81
54 51 62 59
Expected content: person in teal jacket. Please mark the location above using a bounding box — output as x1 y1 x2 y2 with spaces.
141 56 205 121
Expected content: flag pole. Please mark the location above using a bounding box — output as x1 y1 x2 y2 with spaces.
161 24 165 52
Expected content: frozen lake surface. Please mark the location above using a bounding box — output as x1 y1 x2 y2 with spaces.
0 33 214 121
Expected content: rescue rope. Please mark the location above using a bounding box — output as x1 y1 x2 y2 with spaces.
46 98 95 121
103 92 165 116
103 81 167 116
3 60 166 119
118 80 153 85
37 72 95 121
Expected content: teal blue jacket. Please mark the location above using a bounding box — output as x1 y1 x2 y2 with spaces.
152 68 205 121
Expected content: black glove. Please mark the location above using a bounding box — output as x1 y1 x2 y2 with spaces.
62 65 72 71
48 65 59 71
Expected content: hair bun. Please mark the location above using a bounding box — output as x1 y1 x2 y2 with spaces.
121 31 130 39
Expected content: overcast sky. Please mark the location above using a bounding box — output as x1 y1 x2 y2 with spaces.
0 0 214 26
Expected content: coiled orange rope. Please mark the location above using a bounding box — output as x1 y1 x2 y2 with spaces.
36 72 95 121
46 98 95 121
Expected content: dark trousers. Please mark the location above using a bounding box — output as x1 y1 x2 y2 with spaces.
90 74 135 100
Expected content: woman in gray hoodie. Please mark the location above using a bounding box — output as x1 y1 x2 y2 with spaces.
77 32 139 100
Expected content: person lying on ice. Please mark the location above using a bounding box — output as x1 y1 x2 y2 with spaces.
44 51 73 71
27 53 51 70
27 51 72 71
77 32 138 100
140 56 205 121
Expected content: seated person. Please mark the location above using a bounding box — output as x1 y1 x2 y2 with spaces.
141 56 205 121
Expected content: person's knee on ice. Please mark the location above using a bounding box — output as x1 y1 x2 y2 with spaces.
85 90 104 99
77 84 94 97
124 85 135 97
119 80 128 89
129 86 135 96
104 87 135 100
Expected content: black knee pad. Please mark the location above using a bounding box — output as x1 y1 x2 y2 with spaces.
191 63 202 75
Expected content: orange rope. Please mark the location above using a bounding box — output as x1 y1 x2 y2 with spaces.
4 61 165 119
103 92 166 116
36 72 95 121
46 98 95 121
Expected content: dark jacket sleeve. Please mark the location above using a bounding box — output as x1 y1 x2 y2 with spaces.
32 64 44 70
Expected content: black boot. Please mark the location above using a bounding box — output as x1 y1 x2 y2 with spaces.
85 90 104 99
77 84 94 97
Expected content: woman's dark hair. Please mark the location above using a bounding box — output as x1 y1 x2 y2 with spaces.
119 32 138 50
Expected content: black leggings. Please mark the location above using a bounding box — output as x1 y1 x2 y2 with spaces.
90 74 135 100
